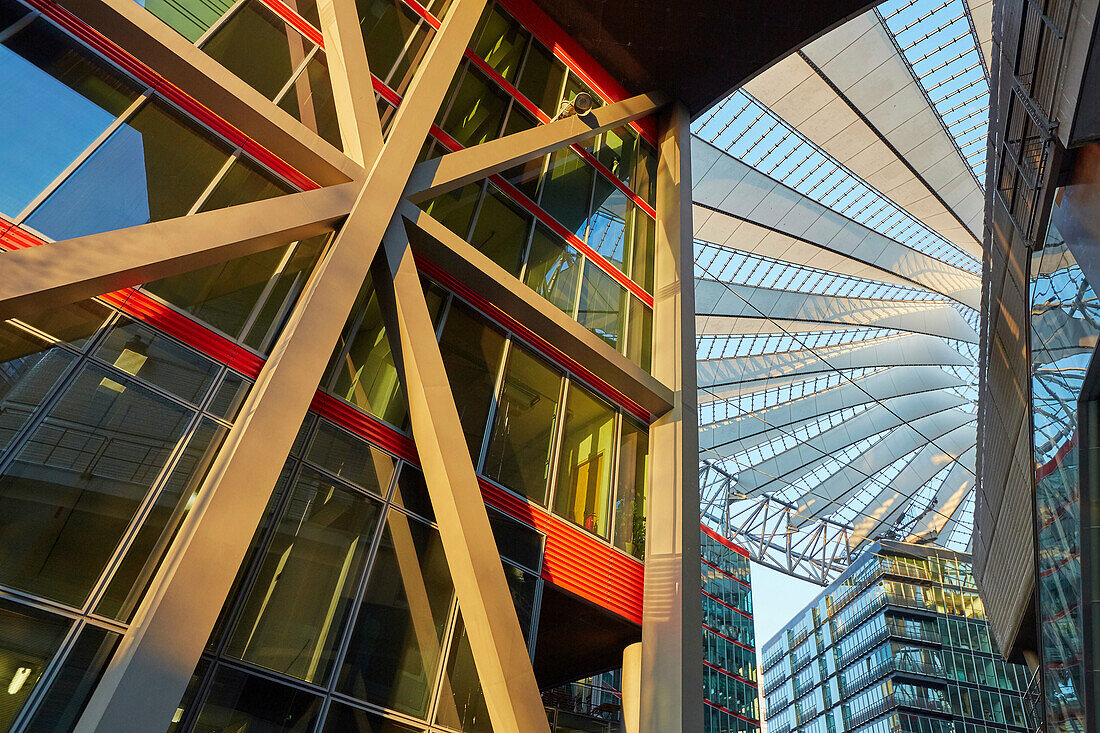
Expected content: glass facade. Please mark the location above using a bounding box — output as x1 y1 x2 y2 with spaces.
761 544 1030 733
1028 185 1100 733
0 0 675 727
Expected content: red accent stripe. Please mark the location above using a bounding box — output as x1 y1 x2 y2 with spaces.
400 0 441 28
701 556 751 589
702 523 751 557
415 255 652 423
26 0 318 192
0 223 647 624
1036 433 1077 481
258 0 324 45
701 588 753 621
702 699 760 726
428 127 654 307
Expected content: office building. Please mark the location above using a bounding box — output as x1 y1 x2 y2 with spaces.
973 0 1100 730
0 0 874 729
761 541 1031 733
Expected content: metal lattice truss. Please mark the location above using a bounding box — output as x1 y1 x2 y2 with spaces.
692 0 991 584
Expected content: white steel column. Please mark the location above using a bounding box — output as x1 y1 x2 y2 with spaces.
639 103 703 732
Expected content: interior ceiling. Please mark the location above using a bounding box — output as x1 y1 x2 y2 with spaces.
531 0 876 116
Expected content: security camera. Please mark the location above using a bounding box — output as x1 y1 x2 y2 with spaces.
553 91 595 121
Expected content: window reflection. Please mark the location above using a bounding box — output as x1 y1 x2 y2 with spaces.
437 303 507 459
225 467 383 683
277 53 342 149
0 17 140 219
468 186 532 276
440 64 511 148
0 364 192 606
23 624 120 732
553 383 615 538
586 176 631 272
538 148 593 239
26 97 233 239
191 665 322 732
201 0 307 100
577 260 627 351
0 599 70 731
523 223 581 316
613 418 647 559
483 345 561 504
338 509 453 718
471 4 528 83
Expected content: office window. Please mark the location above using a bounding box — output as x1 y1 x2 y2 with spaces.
0 600 70 730
225 467 384 683
468 185 531 276
634 138 658 206
577 260 627 351
553 382 615 538
437 302 507 459
515 40 565 116
0 329 77 453
94 319 221 406
523 223 582 316
26 97 233 239
338 510 453 719
201 0 310 100
471 4 528 83
321 702 422 733
304 420 396 497
613 417 648 559
22 624 120 732
538 148 593 238
278 52 342 149
0 364 192 606
631 208 655 292
626 296 653 372
441 64 511 148
598 126 636 187
483 344 562 504
0 17 141 219
191 665 323 732
359 0 432 95
587 174 631 273
424 182 482 240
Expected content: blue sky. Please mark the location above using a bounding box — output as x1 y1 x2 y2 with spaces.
750 561 826 650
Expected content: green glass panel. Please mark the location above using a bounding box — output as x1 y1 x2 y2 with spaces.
441 64 510 148
552 382 615 538
470 4 528 83
516 40 565 116
499 108 541 200
634 137 658 206
226 467 383 683
483 344 561 504
26 97 233 239
598 126 636 187
338 510 453 718
631 208 655 292
278 52 342 150
613 418 647 559
538 148 592 238
142 0 235 41
522 223 581 316
625 296 652 373
305 419 396 496
202 0 308 99
468 186 530 276
423 182 482 240
0 600 70 730
358 0 430 95
23 625 120 732
327 278 408 427
437 302 506 459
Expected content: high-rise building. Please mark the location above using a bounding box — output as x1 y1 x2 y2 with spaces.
973 0 1100 731
542 526 759 733
761 541 1032 733
0 0 866 730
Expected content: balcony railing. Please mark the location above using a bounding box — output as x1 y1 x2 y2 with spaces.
841 657 947 696
847 692 952 728
762 647 785 672
763 675 786 696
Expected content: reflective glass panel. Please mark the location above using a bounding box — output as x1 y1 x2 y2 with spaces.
424 182 482 240
338 510 453 719
358 0 429 95
95 418 227 620
438 302 506 459
0 364 191 605
499 109 542 200
577 261 626 350
487 507 542 573
277 52 342 150
552 383 615 538
482 344 561 504
631 208 655 292
191 665 322 732
440 64 510 148
586 174 630 272
625 296 652 373
522 223 581 316
613 418 647 559
94 318 220 405
142 0 235 41
598 126 636 187
0 329 76 453
538 148 592 238
0 600 69 731
201 0 309 99
516 40 565 116
226 467 382 683
0 18 140 218
470 4 528 82
322 702 421 733
389 464 433 522
327 278 407 427
23 624 120 732
26 97 232 239
468 186 530 276
634 138 657 205
305 419 396 496
196 155 294 213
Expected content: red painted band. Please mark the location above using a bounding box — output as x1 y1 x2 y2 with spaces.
701 623 756 654
702 523 751 557
702 588 753 621
258 0 324 46
702 699 760 726
701 656 758 688
701 556 752 589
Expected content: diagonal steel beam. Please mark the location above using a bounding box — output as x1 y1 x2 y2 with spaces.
317 0 384 164
74 0 489 728
374 219 549 732
0 182 358 321
405 91 668 202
